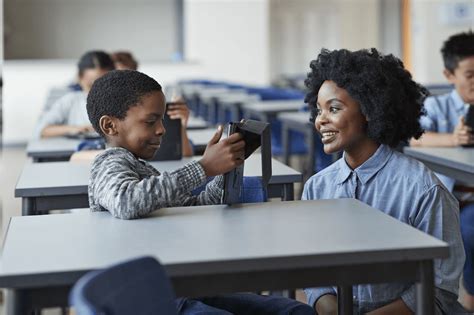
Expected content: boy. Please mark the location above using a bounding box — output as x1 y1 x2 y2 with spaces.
303 48 466 314
35 50 115 138
410 31 474 311
86 70 314 314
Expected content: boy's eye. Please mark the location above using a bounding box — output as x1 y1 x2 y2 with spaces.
146 120 156 125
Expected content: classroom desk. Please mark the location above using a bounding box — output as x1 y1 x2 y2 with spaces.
0 199 445 315
15 154 302 215
217 93 260 123
404 147 474 184
241 100 305 122
26 127 215 162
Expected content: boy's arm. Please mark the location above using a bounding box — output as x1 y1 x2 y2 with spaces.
409 131 456 147
92 156 208 219
366 298 413 315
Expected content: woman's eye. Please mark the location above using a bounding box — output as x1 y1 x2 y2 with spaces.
146 120 156 125
330 107 340 113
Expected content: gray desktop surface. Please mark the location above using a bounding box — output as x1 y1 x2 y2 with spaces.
0 198 447 288
404 147 474 183
277 111 312 125
15 154 301 198
242 100 304 114
26 129 214 162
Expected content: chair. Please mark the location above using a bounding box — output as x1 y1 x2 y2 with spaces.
192 176 267 203
69 256 177 315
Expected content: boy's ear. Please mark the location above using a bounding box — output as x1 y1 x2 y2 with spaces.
443 68 456 83
99 115 118 136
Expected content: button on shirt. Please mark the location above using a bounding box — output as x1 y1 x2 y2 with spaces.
302 144 464 314
420 90 469 190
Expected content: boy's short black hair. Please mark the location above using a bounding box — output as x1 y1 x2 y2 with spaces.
305 48 428 147
441 31 474 73
87 70 163 137
78 50 115 76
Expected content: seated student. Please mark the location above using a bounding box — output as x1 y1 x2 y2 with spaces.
35 50 115 138
86 69 314 314
111 51 139 70
302 48 466 314
409 31 474 311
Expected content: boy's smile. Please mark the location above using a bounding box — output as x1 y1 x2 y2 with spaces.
107 91 167 160
445 56 474 104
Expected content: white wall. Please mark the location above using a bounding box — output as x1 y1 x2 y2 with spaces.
269 0 380 78
4 0 178 61
3 0 272 145
185 0 270 85
411 0 474 84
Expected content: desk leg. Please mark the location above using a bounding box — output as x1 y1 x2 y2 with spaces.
22 198 36 216
282 184 294 201
417 260 434 315
337 285 353 315
282 123 290 165
6 289 37 315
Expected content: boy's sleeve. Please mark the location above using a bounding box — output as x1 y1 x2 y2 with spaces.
420 97 439 132
91 155 209 219
304 287 337 309
400 184 465 312
33 95 70 138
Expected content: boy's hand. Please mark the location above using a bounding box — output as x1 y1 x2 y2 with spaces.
72 125 95 134
199 126 245 177
168 101 189 128
453 117 474 146
315 294 338 315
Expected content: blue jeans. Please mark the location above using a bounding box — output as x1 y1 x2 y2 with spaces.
177 293 314 315
461 203 474 294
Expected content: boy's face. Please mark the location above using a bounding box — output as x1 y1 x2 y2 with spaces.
444 56 474 104
315 80 369 155
80 68 110 92
111 91 167 160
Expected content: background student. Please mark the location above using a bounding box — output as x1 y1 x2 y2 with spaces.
111 51 139 70
302 48 466 315
34 50 115 138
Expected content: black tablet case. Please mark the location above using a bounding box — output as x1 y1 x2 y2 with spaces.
221 119 272 204
151 109 183 161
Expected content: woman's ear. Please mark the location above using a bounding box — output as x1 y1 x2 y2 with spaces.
99 115 118 136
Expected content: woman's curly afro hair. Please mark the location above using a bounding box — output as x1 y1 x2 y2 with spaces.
305 48 428 147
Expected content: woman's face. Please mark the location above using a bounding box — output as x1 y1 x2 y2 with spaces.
315 80 370 154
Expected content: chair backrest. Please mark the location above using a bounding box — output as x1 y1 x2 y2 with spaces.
69 256 177 315
241 176 267 203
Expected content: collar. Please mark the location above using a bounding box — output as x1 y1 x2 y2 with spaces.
450 89 467 112
335 144 393 185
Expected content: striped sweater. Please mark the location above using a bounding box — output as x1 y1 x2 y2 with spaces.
89 147 223 219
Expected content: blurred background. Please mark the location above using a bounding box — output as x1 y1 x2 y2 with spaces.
1 0 473 145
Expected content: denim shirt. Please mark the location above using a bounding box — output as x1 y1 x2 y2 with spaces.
302 145 465 314
421 89 468 133
419 89 469 191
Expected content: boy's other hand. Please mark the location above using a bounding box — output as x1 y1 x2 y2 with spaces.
168 102 190 128
453 117 474 146
199 125 245 177
72 125 95 134
315 294 338 315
